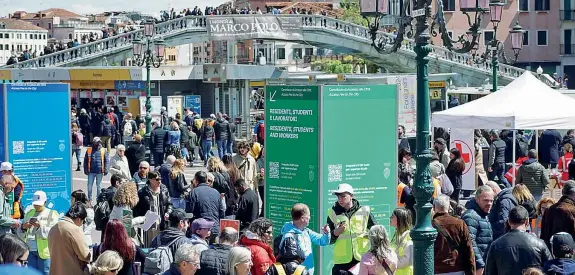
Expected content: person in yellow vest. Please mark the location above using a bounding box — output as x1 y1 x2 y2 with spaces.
17 190 59 275
1 162 24 219
390 207 414 275
327 183 376 275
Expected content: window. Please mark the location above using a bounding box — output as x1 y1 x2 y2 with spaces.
43 35 46 39
0 45 3 50
442 0 455 11
483 30 494 45
24 34 27 39
68 33 72 39
519 0 528 11
305 48 314 56
537 30 548 45
293 48 302 59
523 30 529 46
48 23 52 29
277 47 286 59
5 45 8 50
535 0 549 11
168 55 176 61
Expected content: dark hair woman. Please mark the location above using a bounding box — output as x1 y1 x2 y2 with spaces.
71 189 96 247
94 220 146 275
446 147 465 203
0 233 29 267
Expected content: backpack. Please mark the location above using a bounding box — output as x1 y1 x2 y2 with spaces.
73 132 84 146
123 120 133 136
94 192 111 231
143 236 183 274
516 138 529 158
257 123 265 143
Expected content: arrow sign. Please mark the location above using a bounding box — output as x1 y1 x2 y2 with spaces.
269 91 277 102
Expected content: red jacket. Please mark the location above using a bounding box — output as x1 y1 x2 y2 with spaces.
505 156 530 184
558 152 573 182
239 235 276 275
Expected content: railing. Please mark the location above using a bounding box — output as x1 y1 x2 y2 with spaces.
2 14 530 84
560 10 575 21
560 44 575 55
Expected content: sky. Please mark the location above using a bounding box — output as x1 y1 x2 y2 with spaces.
0 0 229 17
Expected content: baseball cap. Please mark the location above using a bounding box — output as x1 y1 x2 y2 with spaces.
32 191 47 206
192 218 215 232
93 136 101 143
551 232 575 258
169 209 194 224
0 162 12 171
333 183 354 195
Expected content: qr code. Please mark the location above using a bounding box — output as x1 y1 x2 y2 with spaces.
328 164 342 182
268 162 279 179
12 141 24 155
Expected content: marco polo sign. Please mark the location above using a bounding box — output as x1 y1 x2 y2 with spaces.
207 16 303 41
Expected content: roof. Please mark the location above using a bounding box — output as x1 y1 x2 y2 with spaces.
20 8 82 20
0 19 48 31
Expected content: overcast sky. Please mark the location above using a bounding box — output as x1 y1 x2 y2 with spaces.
0 0 229 17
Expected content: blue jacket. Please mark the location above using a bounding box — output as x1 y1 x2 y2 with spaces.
540 129 562 164
489 188 517 241
462 199 493 269
83 145 109 174
162 264 181 275
253 120 264 134
543 258 575 275
279 222 330 275
186 183 224 235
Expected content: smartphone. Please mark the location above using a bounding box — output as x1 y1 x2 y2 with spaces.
337 221 346 227
29 217 38 223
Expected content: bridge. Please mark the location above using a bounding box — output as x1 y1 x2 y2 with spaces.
2 14 557 87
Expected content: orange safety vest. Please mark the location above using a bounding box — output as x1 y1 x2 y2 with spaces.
10 178 23 219
397 183 407 207
86 147 106 173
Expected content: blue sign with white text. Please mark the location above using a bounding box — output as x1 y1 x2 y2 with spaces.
115 80 147 90
185 95 202 116
6 83 72 214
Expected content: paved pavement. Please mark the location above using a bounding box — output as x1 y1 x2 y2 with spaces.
72 148 207 244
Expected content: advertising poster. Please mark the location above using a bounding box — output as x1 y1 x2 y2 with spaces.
393 75 417 137
5 83 72 214
265 86 320 237
167 96 183 119
207 16 303 41
185 95 202 116
320 84 398 273
139 96 162 117
449 128 476 190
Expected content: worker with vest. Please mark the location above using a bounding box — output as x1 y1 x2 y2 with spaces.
17 190 59 275
83 136 109 201
1 162 24 219
327 183 376 275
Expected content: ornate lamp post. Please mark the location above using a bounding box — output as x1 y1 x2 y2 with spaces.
132 20 166 135
359 0 487 274
473 0 525 91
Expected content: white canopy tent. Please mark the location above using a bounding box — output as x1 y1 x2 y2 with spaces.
432 71 575 130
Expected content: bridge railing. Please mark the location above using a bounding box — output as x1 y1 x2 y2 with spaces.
2 14 553 86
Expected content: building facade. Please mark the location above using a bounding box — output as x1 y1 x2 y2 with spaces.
561 0 575 87
0 19 48 65
11 8 87 39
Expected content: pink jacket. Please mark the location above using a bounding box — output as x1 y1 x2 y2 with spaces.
358 251 398 275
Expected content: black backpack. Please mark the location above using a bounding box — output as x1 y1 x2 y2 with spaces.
516 138 529 158
94 192 112 231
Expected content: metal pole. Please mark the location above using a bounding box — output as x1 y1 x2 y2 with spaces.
411 2 437 275
145 39 152 135
244 79 250 140
491 26 499 92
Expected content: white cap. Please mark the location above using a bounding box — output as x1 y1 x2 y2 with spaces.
333 183 354 195
0 162 13 171
32 191 47 206
93 136 101 143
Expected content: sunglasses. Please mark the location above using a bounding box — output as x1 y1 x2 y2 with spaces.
16 258 28 266
265 230 273 234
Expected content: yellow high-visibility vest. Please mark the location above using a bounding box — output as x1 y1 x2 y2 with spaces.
328 205 371 264
24 209 58 259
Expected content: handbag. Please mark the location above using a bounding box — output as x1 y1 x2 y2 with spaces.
439 166 454 195
432 220 459 265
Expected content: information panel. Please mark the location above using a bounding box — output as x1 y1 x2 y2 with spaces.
320 85 398 273
6 83 72 214
265 85 320 236
185 95 202 116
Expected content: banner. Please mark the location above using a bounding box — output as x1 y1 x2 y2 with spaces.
320 84 398 273
167 96 183 119
5 83 72 214
449 128 476 190
207 16 303 41
393 75 417 137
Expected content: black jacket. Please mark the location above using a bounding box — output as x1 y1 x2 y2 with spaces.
236 188 260 231
326 199 376 244
150 127 167 153
133 184 173 230
540 130 562 164
489 188 518 241
196 244 233 275
489 138 506 167
186 183 225 235
214 118 232 140
167 173 190 199
150 227 193 258
174 119 190 144
126 141 146 176
485 229 551 275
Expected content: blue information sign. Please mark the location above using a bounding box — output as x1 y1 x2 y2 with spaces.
5 83 72 214
115 80 146 90
185 95 201 116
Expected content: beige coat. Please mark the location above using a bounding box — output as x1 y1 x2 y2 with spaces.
475 143 488 187
48 217 91 275
232 154 259 192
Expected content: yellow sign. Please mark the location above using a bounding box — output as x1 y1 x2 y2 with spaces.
250 81 265 87
0 70 11 80
69 69 132 81
429 81 446 88
430 89 442 100
68 81 115 89
337 74 346 82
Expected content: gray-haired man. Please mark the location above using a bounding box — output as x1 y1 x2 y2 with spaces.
196 227 238 275
163 243 201 275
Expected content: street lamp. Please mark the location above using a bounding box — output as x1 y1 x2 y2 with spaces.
473 0 525 92
132 20 166 135
360 0 487 273
536 65 544 78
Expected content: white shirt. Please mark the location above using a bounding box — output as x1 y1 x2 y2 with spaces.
110 154 131 179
